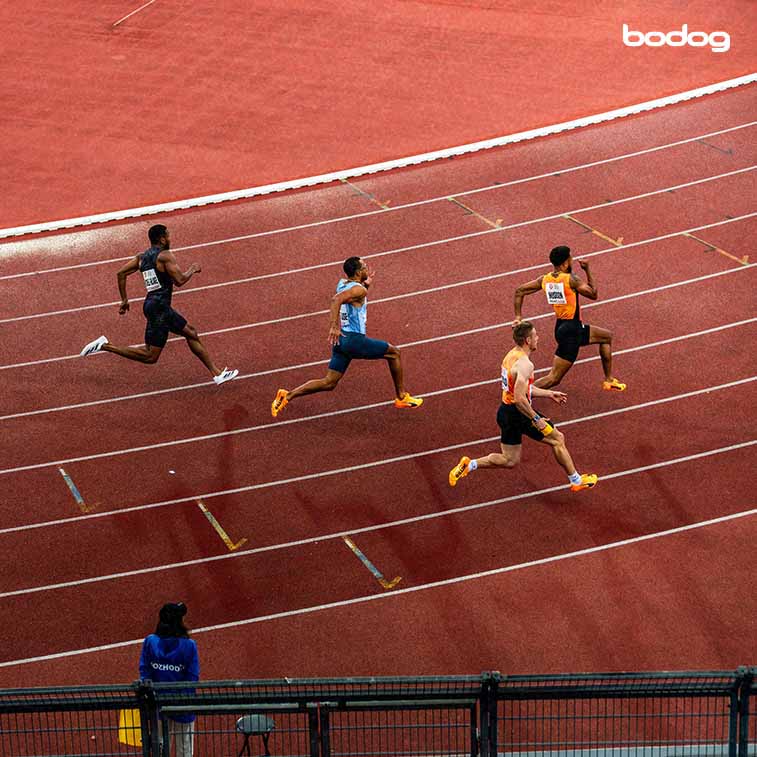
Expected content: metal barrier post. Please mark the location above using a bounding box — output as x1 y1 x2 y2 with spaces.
318 702 331 757
307 703 321 757
135 679 161 757
468 700 479 757
738 666 754 757
479 672 499 757
134 680 154 757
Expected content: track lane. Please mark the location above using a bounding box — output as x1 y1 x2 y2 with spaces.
352 85 757 206
0 328 753 591
0 271 753 532
0 86 754 687
1 80 753 268
0 442 752 665
1 512 752 686
0 242 752 470
1 131 753 319
1 210 754 421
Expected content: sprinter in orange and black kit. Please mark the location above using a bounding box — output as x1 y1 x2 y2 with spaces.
447 320 598 492
513 245 626 392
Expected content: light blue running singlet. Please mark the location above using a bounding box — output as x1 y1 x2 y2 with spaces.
336 278 367 334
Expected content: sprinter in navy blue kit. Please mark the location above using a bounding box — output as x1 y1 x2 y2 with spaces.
271 256 423 416
80 224 238 385
139 602 199 757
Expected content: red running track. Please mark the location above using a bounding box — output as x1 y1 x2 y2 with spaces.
2 0 755 228
0 85 755 687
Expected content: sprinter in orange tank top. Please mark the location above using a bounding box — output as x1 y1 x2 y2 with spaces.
448 321 598 492
513 245 626 392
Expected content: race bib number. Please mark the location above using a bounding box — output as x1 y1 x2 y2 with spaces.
142 268 161 293
339 304 349 328
501 367 512 394
545 281 567 305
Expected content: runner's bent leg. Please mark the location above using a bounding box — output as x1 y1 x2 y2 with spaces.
540 429 578 476
102 343 162 364
534 355 573 389
383 344 405 399
475 443 521 469
287 370 344 401
182 324 222 376
589 325 613 381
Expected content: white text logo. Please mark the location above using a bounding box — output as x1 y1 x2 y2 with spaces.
622 24 730 53
151 662 184 672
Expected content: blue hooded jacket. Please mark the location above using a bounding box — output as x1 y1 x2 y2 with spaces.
139 634 199 723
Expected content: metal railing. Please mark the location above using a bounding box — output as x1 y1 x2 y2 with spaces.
0 669 753 756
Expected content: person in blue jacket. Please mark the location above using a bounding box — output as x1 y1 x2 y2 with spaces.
139 602 199 757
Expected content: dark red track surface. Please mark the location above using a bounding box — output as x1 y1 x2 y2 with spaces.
0 84 755 688
2 1 755 228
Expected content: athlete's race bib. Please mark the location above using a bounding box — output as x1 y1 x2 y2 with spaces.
142 268 161 293
545 281 567 305
339 304 349 328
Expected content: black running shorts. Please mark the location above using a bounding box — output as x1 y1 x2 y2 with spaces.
497 403 548 446
143 299 188 348
554 318 591 363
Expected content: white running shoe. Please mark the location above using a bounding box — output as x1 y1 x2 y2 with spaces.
80 335 108 356
213 367 239 385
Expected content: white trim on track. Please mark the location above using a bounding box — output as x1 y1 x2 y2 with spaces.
1 120 754 280
2 166 754 325
0 375 753 536
1 74 754 240
1 262 753 419
1 471 753 666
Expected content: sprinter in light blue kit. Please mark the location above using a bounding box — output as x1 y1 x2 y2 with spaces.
271 256 423 416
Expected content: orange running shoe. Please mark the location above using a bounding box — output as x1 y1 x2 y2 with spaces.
570 473 598 492
394 392 423 409
271 389 289 417
602 377 627 392
448 456 471 487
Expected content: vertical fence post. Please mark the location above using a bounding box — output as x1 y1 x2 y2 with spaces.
478 674 490 756
737 667 754 757
307 704 321 757
319 702 331 757
135 679 159 757
469 702 478 757
729 670 742 757
479 672 500 757
318 703 331 757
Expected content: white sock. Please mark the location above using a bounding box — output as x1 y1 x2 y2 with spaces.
569 471 582 485
468 459 478 471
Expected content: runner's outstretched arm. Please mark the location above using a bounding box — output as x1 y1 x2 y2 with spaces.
513 277 543 322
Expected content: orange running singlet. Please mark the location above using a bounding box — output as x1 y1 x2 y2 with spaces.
541 271 579 320
501 347 532 404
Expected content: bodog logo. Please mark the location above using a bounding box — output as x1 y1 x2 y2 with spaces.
622 24 730 53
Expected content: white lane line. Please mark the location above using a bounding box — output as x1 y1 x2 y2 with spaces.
1 165 754 324
2 212 755 374
1 257 753 420
112 0 157 27
0 377 753 536
1 439 753 597
5 502 755 667
0 79 754 242
1 121 753 281
2 315 752 425
0 442 752 645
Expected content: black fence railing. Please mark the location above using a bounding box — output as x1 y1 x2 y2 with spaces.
0 669 753 756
